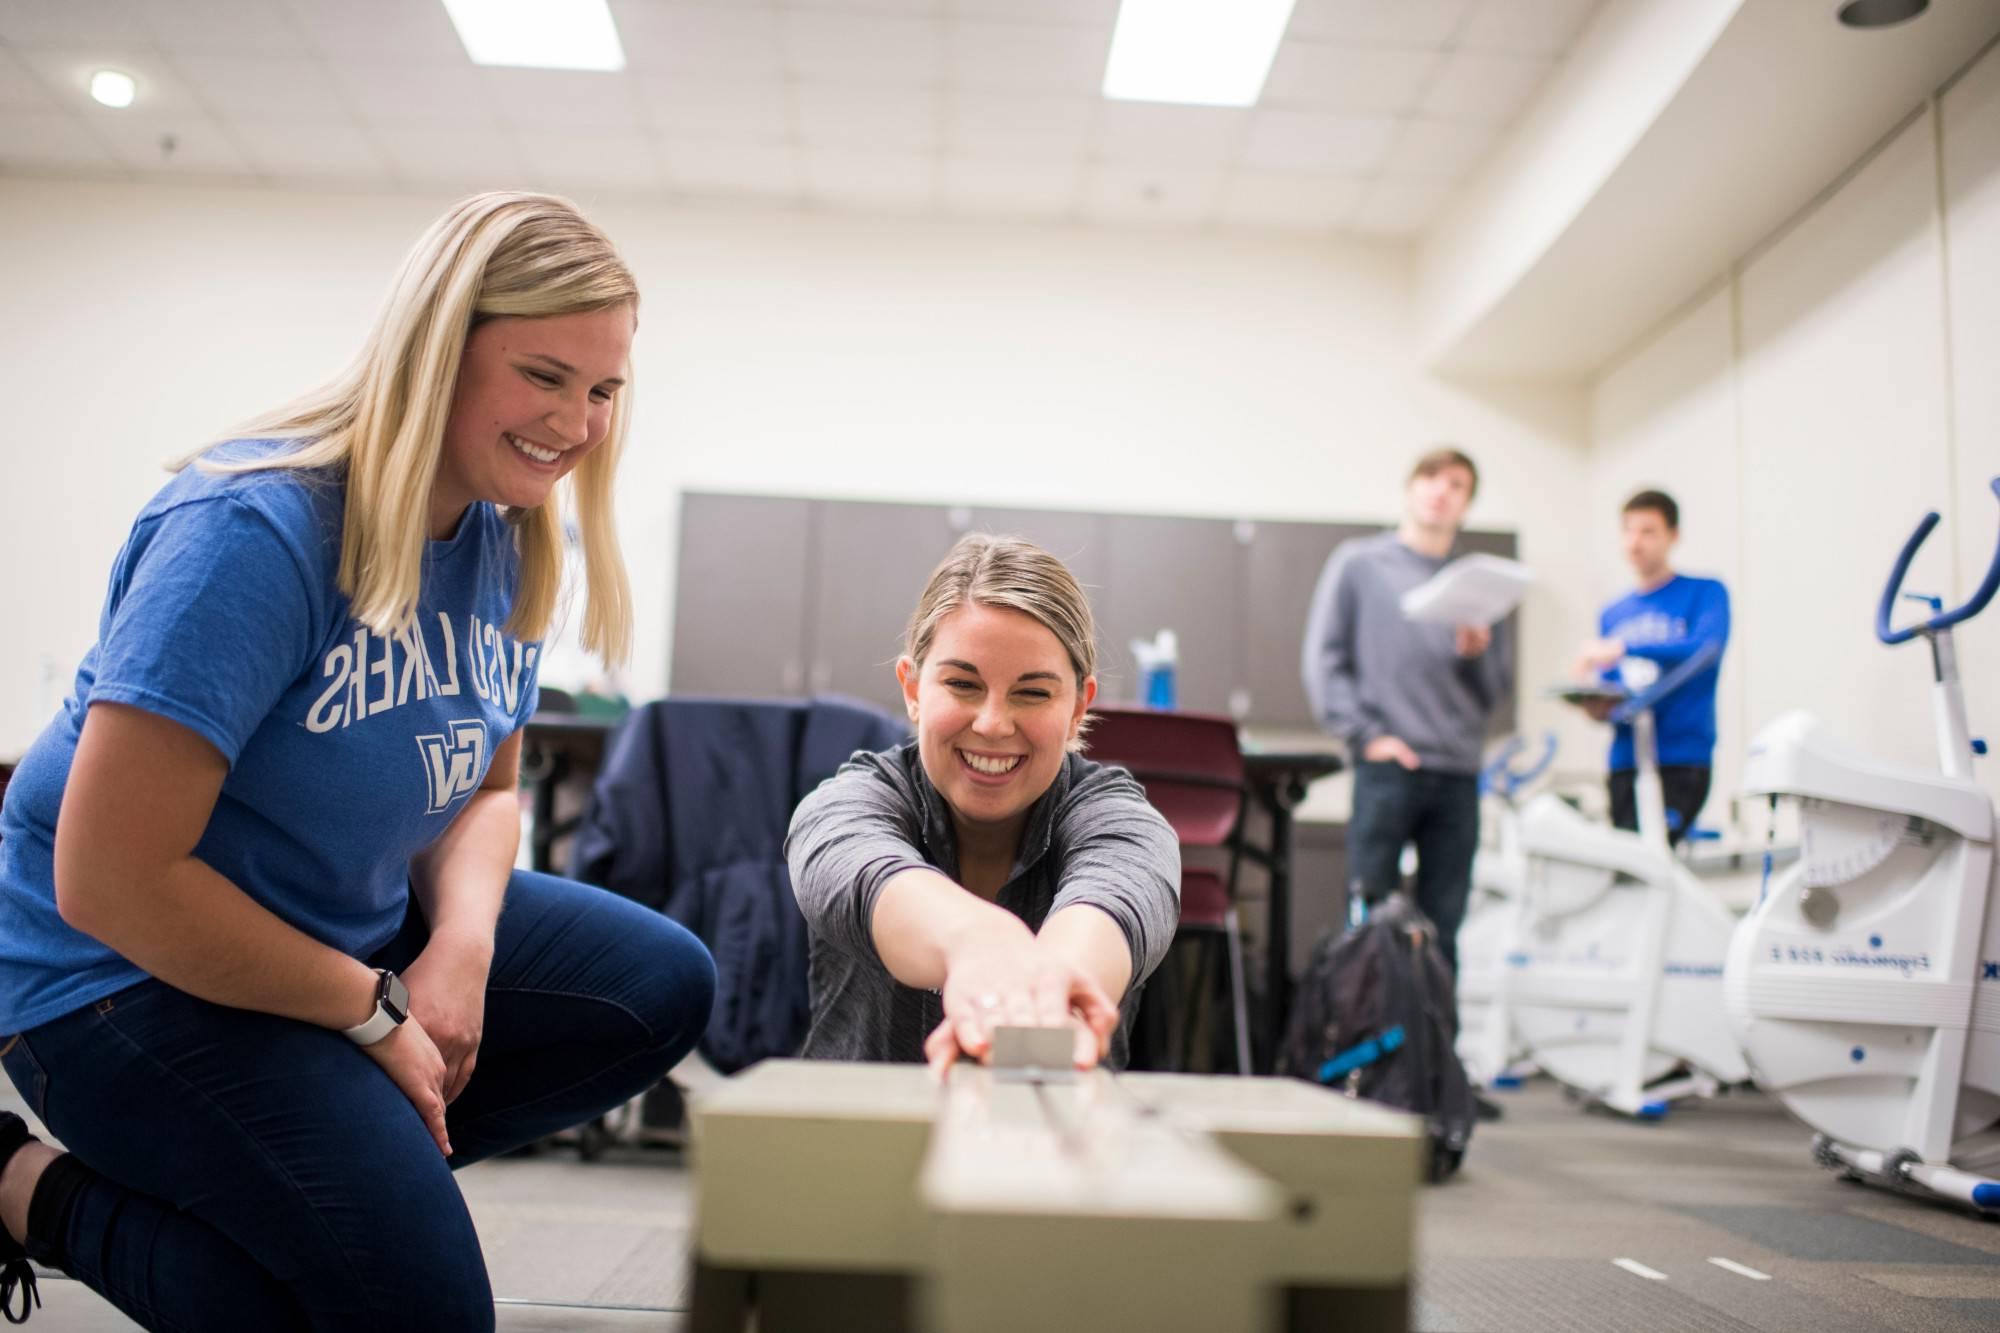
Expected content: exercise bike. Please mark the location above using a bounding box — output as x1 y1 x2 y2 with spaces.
1504 642 1749 1118
1725 480 2000 1214
1457 733 1557 1089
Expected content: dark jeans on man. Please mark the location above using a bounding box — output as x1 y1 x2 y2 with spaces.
1346 760 1480 971
1608 765 1713 847
0 869 715 1331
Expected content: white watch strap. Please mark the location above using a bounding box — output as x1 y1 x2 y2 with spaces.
342 1003 400 1046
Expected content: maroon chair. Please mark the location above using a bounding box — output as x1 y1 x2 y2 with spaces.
1085 705 1252 1075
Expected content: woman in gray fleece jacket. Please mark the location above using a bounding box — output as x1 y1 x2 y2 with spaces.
785 534 1181 1073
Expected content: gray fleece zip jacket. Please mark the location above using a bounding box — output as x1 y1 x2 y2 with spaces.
1301 531 1515 775
785 739 1181 1068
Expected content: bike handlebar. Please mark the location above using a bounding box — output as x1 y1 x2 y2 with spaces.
1877 477 2000 645
1480 731 1558 797
1610 639 1724 725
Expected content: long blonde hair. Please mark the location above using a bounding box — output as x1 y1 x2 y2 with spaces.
905 533 1098 751
194 191 637 664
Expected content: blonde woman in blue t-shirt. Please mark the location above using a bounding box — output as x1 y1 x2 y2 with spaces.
0 193 715 1329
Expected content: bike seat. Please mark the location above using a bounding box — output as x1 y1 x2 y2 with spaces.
1742 710 1993 840
1518 792 1676 882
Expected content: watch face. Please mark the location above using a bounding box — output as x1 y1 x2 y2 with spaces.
381 971 410 1024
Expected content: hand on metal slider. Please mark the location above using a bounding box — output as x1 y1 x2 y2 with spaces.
925 934 1120 1078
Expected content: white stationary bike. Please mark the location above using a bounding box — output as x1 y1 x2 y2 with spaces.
1505 646 1750 1118
1457 733 1557 1089
1725 480 2000 1214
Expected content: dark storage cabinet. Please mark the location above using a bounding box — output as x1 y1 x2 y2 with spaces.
670 493 1517 731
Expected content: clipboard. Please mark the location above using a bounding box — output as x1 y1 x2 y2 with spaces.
1544 682 1629 707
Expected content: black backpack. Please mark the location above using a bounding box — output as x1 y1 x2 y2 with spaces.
1275 893 1476 1182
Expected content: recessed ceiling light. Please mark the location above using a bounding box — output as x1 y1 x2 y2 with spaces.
440 0 625 72
1836 0 1928 28
89 69 136 109
1102 0 1298 108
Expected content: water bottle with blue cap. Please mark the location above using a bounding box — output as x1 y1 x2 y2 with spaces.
1131 629 1178 710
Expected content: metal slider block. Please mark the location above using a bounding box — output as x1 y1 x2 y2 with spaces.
987 1025 1075 1082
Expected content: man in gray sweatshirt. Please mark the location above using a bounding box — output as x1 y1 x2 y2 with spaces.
1300 447 1514 969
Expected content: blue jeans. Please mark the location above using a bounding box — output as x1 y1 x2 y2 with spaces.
1609 765 1712 847
0 870 715 1332
1346 761 1480 971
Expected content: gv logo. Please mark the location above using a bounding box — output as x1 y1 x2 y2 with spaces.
417 719 487 814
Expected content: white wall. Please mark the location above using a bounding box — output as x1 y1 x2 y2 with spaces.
1943 31 2000 713
0 180 1593 761
1417 0 1742 366
1588 39 2000 812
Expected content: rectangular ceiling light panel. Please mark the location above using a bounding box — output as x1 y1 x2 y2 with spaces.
1103 0 1297 107
442 0 626 72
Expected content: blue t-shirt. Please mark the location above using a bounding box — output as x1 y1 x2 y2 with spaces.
1600 574 1729 772
0 442 542 1032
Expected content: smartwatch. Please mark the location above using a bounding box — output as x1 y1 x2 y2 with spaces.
341 969 410 1047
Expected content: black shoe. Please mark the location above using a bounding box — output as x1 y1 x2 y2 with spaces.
1474 1094 1505 1122
0 1114 42 1324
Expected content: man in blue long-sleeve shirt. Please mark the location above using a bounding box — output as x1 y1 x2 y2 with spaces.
1575 490 1729 844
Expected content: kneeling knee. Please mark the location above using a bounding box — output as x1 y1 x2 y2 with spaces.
644 930 715 1059
365 1260 495 1333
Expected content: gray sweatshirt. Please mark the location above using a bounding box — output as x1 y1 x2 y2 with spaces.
785 740 1181 1068
1301 531 1516 776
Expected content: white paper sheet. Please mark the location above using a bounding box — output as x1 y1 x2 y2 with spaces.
1399 553 1534 626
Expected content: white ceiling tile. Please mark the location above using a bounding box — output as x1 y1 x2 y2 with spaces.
0 0 151 47
334 63 501 129
1286 0 1473 47
794 81 941 151
286 0 467 63
1241 109 1397 174
1347 174 1457 235
170 55 353 122
481 69 645 131
945 92 1096 157
0 109 119 169
1382 115 1498 178
781 12 944 83
0 47 56 111
940 155 1079 219
665 141 803 199
803 147 938 210
1457 0 1600 56
609 2 785 78
949 21 1110 94
1218 171 1366 229
92 108 254 174
376 125 533 189
1080 164 1221 226
1260 42 1443 115
140 0 315 57
0 0 1582 229
229 119 386 178
639 79 791 143
1420 48 1555 123
1096 102 1245 167
517 129 668 192
949 0 1120 23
